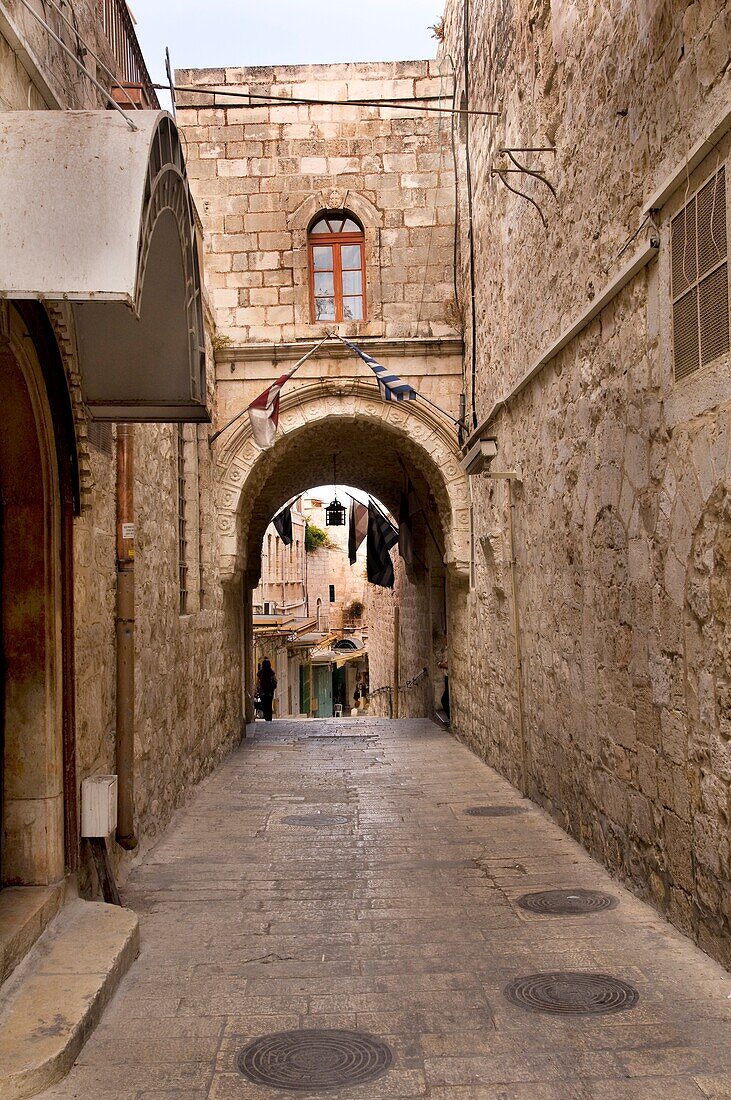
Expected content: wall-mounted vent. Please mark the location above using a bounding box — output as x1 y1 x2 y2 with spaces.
671 165 729 382
87 420 113 455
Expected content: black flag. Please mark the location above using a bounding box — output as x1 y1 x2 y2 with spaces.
367 501 398 588
348 499 368 564
398 480 416 568
273 506 293 545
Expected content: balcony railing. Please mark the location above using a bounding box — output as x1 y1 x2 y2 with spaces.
99 0 159 109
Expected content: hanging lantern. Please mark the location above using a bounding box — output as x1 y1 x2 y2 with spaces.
326 498 346 526
325 453 346 526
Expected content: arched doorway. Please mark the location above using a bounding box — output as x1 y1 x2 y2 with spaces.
215 382 471 728
0 306 72 886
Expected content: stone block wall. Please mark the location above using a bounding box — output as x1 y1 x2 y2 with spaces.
442 0 731 965
73 418 242 889
367 551 434 720
175 60 457 346
1 2 244 887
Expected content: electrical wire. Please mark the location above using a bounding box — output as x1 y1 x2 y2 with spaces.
15 0 137 129
463 0 479 430
153 82 499 118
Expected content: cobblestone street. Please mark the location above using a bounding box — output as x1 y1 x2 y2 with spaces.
42 719 731 1099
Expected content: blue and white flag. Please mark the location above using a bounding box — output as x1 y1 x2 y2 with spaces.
343 340 418 402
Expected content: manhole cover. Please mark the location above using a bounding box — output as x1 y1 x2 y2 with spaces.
465 805 526 817
504 972 639 1015
282 814 349 827
237 1028 393 1090
517 889 618 915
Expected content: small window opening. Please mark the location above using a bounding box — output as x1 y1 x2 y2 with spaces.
308 211 366 322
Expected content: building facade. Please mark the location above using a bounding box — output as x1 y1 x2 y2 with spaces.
441 0 730 965
0 0 240 971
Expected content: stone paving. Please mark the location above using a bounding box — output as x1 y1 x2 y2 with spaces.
42 719 731 1099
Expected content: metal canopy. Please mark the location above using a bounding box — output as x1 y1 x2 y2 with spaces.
0 111 208 422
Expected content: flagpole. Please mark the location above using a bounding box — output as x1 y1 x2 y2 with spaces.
209 333 333 444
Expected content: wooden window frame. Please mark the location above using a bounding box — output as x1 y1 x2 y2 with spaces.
308 219 367 323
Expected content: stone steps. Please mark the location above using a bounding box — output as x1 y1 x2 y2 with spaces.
0 885 65 989
0 898 139 1099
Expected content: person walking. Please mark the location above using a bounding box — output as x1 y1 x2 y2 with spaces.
257 657 277 722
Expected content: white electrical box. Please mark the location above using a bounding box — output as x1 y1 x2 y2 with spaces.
81 775 118 838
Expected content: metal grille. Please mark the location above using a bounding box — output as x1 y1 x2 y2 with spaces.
87 421 113 456
671 164 729 382
517 889 618 915
465 805 526 817
177 426 188 615
504 972 639 1015
238 1029 392 1090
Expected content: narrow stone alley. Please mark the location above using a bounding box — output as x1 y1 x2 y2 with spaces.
40 719 730 1100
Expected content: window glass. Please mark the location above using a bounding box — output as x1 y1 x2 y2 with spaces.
341 244 362 270
315 297 336 321
310 220 330 234
342 218 360 232
312 246 333 271
343 297 363 320
342 270 362 295
314 271 334 296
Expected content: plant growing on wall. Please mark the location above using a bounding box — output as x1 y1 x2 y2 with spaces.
305 522 332 553
346 599 365 620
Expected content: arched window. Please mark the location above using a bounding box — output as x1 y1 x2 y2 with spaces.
308 212 366 322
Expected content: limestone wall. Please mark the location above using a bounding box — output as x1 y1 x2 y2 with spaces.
367 552 434 720
304 497 367 632
175 60 457 346
0 13 243 891
442 0 731 964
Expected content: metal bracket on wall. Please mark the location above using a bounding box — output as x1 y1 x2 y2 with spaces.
483 467 523 483
491 146 557 229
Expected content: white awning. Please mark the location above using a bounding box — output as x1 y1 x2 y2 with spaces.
0 111 208 421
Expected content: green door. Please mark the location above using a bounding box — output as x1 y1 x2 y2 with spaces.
313 664 332 718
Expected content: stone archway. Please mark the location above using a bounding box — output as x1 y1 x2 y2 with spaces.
214 381 471 724
0 307 66 886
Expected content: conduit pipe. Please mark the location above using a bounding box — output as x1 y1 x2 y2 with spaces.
115 423 138 850
505 478 528 796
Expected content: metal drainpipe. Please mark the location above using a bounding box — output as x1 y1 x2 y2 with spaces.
115 423 138 850
506 478 528 796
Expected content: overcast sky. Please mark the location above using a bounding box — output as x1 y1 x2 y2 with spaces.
133 0 440 102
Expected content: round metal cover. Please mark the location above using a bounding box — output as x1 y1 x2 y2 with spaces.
237 1028 393 1090
465 805 526 817
282 814 349 827
517 889 618 915
504 972 639 1015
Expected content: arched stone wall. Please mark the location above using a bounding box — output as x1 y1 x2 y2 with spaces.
216 381 471 584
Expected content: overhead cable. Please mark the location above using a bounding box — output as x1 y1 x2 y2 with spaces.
153 82 500 118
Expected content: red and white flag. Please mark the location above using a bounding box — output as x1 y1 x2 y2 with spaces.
248 364 298 449
248 337 329 450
